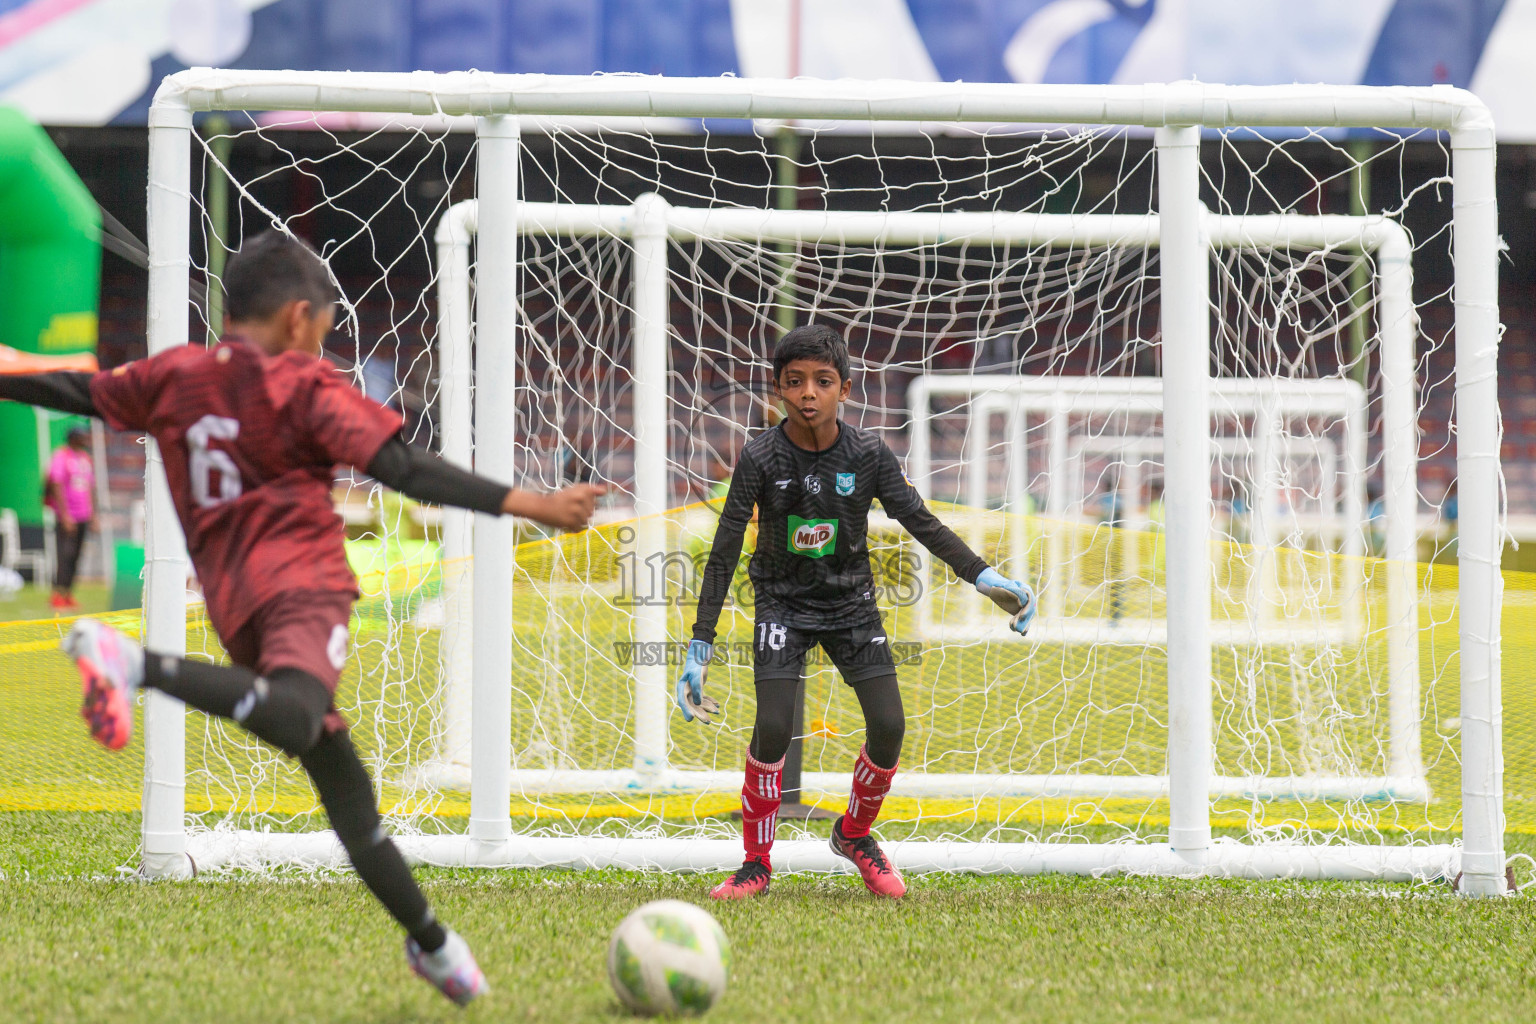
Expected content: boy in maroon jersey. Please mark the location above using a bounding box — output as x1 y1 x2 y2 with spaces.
0 231 603 1007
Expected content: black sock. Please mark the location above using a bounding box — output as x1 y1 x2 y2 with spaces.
144 656 329 756
415 918 449 954
301 729 447 952
352 840 448 953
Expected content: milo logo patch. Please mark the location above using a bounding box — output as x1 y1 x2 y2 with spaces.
787 515 838 558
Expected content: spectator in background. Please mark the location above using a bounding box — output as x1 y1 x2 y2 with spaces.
1091 474 1126 622
557 434 597 486
1441 479 1459 562
686 451 756 595
1145 480 1166 532
1366 481 1386 557
706 453 734 504
1225 479 1252 546
978 330 1018 373
360 351 398 410
46 426 94 611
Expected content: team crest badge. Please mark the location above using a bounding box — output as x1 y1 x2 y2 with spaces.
836 472 856 496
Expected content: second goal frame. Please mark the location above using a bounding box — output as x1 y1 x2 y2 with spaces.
431 199 1424 807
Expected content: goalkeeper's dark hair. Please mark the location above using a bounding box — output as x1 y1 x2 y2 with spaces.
773 323 850 384
224 230 338 322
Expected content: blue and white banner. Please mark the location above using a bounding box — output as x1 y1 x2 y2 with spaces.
0 0 1530 137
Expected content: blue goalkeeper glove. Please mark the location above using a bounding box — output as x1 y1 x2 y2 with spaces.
975 566 1037 636
675 639 721 724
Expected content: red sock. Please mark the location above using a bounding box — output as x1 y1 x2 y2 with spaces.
842 746 897 839
740 751 784 867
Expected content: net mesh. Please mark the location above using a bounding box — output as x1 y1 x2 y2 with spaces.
0 111 1512 864
5 548 1536 841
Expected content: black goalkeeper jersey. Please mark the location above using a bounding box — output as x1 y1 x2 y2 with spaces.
691 420 988 642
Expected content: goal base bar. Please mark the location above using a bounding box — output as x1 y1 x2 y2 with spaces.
184 831 1458 883
415 766 1430 803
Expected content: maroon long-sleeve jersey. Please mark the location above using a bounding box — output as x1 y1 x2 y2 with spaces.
90 336 401 640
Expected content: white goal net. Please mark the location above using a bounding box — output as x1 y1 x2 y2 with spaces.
137 72 1505 894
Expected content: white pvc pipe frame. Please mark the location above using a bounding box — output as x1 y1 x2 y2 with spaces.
1049 429 1346 639
431 206 1416 808
186 829 1456 883
910 374 1371 642
907 373 1421 804
140 72 1500 892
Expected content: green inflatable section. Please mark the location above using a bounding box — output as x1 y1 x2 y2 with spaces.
0 106 101 526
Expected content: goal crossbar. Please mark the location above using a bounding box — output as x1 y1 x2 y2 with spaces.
152 69 1488 132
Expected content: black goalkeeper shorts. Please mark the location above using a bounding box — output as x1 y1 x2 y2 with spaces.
751 618 896 685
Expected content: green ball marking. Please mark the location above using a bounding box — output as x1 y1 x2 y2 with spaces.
666 968 716 1014
611 936 647 1006
644 912 702 952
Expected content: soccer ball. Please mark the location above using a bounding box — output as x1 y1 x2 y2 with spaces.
607 899 730 1016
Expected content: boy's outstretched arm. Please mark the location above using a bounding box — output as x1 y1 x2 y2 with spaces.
0 371 98 417
3 368 600 530
875 443 1036 634
301 366 602 532
364 437 602 532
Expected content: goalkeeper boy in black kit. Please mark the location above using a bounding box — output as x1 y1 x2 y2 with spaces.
678 324 1037 899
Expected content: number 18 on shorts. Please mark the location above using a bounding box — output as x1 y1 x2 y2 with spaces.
752 619 896 685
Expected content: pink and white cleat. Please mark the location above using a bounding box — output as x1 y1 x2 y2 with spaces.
709 858 772 900
829 815 907 899
61 619 143 752
407 930 488 1007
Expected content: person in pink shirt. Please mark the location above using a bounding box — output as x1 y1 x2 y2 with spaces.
45 427 94 610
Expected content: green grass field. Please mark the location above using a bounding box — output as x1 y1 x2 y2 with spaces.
7 523 1536 1021
5 811 1536 1023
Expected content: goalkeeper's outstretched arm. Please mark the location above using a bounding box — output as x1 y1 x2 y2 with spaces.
873 442 987 583
676 450 759 724
874 441 1037 634
689 450 762 645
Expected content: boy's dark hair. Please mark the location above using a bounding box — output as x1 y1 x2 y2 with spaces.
224 230 338 322
773 323 850 383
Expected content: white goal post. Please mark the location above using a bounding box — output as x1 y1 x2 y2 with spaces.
138 72 1504 895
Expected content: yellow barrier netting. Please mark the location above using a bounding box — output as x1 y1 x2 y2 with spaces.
2 506 1534 845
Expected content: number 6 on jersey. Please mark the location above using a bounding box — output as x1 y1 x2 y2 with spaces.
187 414 242 509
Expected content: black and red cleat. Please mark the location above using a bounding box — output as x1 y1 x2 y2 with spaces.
710 858 772 900
830 815 906 898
